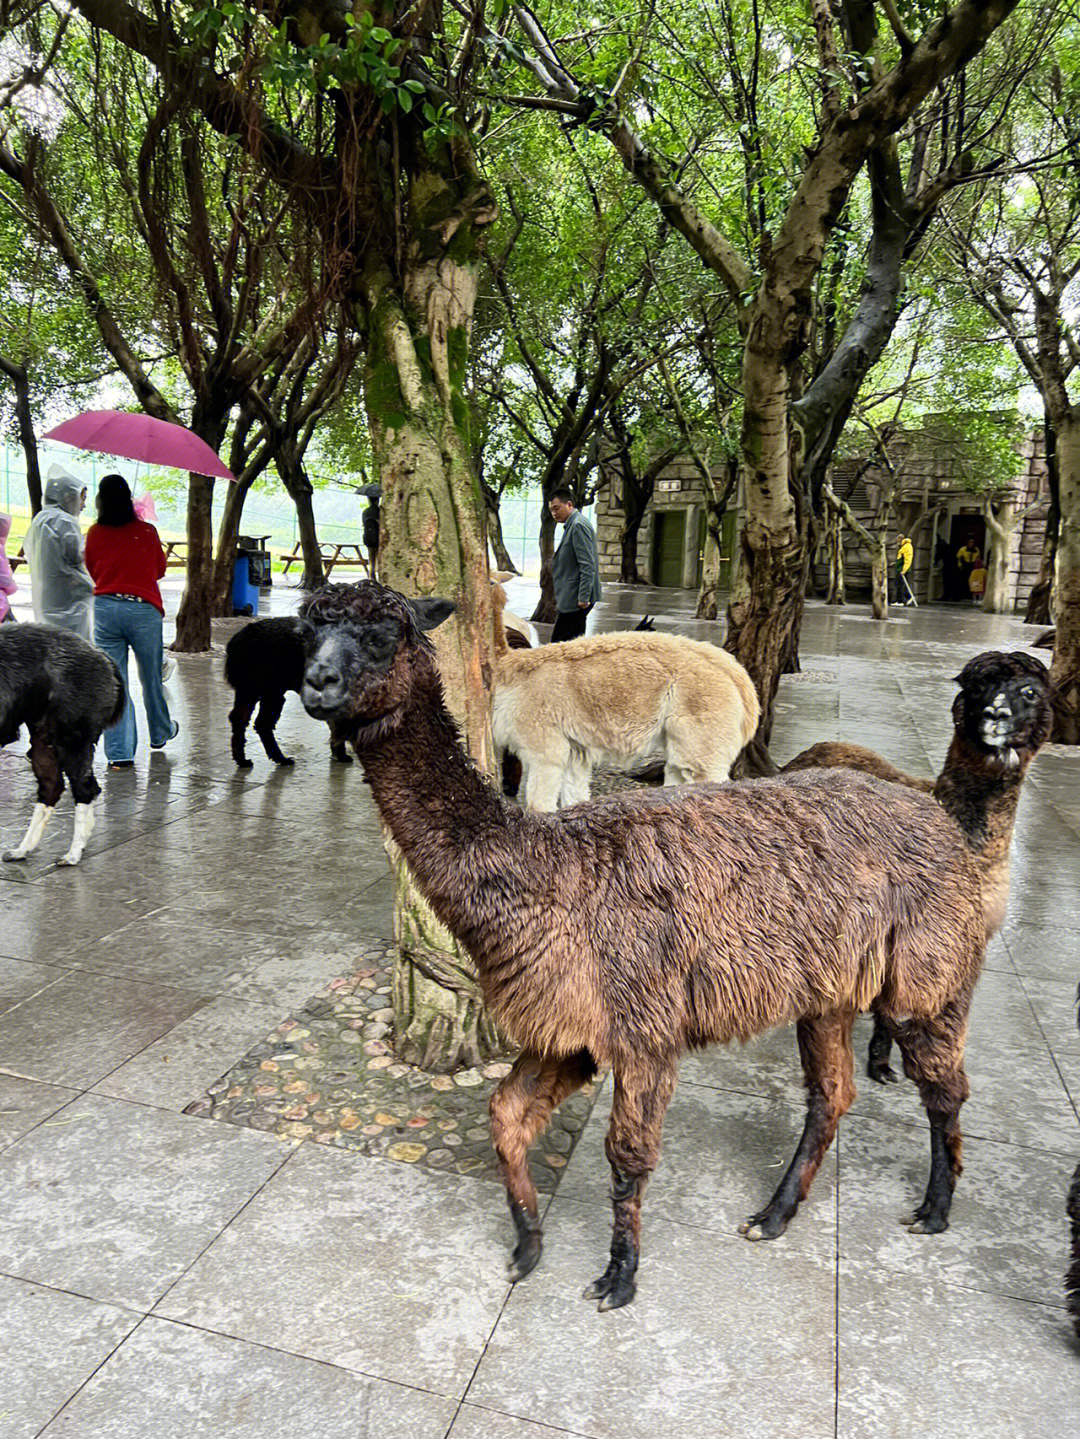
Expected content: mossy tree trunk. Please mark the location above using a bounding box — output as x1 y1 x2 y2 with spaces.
360 169 503 1071
1051 411 1080 742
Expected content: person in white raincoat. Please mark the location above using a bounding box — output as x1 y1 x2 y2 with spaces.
23 465 94 643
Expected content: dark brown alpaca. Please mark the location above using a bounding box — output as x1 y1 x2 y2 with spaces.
782 651 1053 1082
297 582 1047 1311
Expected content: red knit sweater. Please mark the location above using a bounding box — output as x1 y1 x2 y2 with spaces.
85 521 167 613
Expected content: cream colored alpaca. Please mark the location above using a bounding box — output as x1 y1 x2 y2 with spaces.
490 588 759 810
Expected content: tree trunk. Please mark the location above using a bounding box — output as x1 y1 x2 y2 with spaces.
483 484 518 573
1050 410 1080 743
824 504 845 604
0 357 42 513
619 511 646 583
212 471 254 616
363 237 503 1071
173 474 216 651
531 508 558 624
870 533 888 620
982 502 1016 614
695 505 725 618
280 469 325 590
1025 420 1059 626
175 401 229 651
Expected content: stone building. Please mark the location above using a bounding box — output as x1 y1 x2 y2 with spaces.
596 427 1050 611
594 458 737 590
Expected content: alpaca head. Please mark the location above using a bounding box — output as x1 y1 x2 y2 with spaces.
298 581 455 738
952 651 1052 768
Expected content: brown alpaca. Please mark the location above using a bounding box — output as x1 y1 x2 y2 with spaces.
297 582 1049 1312
781 651 1053 1082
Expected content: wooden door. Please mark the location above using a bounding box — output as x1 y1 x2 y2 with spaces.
652 509 687 587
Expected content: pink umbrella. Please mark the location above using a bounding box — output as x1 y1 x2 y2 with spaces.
43 410 236 481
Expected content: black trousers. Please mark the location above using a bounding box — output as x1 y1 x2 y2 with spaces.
551 608 589 642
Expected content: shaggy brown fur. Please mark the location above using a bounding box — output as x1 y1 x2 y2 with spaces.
297 583 1046 1312
781 653 1053 1082
782 742 934 794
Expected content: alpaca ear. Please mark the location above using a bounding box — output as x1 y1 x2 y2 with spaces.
1013 651 1048 677
412 597 456 632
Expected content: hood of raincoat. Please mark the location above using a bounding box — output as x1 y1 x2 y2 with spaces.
44 465 87 515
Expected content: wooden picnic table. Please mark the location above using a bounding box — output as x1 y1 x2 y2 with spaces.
280 541 369 578
163 540 187 567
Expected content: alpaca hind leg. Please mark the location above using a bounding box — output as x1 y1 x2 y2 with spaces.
56 747 101 867
4 733 64 861
328 718 353 764
585 1057 678 1311
741 1009 856 1241
229 695 256 768
523 760 565 812
490 1049 597 1282
1067 1162 1080 1339
867 1009 899 1084
558 752 592 808
894 1011 969 1234
254 692 293 765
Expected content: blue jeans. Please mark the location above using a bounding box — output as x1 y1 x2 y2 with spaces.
94 596 173 761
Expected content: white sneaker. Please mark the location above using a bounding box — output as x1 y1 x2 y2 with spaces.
161 655 176 682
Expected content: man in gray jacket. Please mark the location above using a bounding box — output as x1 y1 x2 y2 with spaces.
24 466 94 643
548 487 601 642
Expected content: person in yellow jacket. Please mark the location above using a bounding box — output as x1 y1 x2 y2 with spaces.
896 535 917 607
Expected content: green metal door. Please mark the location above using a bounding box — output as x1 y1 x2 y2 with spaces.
694 509 738 590
652 509 687 588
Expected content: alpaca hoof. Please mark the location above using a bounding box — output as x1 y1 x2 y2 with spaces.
3 849 26 863
331 749 353 765
900 1210 948 1234
56 854 80 867
868 1061 899 1085
738 1208 789 1241
273 756 295 767
583 1269 636 1310
506 1235 542 1283
235 759 254 770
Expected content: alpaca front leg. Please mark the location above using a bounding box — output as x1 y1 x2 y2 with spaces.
229 697 256 768
490 1050 597 1282
58 802 96 866
586 1059 677 1311
1067 1162 1080 1339
740 1010 855 1241
4 802 55 861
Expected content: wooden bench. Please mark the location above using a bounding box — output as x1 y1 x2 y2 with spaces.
280 542 370 578
10 545 25 571
163 540 187 568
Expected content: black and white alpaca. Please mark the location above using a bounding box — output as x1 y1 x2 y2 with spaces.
1 624 124 866
224 617 352 768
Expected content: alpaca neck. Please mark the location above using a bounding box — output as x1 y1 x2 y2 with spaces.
934 732 1029 934
356 679 525 943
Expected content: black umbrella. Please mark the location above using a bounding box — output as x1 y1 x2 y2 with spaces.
357 482 382 500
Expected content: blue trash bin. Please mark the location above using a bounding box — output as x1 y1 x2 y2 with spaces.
232 554 259 616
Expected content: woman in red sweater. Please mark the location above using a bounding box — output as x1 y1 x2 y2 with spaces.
84 474 177 769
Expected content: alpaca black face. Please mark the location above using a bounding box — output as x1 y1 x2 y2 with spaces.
954 652 1052 760
301 620 403 723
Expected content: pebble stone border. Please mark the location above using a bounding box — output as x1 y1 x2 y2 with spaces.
186 766 666 1183
186 938 600 1191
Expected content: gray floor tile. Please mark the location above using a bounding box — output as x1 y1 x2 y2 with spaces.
0 1074 80 1150
847 1034 1080 1153
679 1023 803 1100
837 1263 1080 1438
0 954 68 1013
0 1274 139 1439
469 1196 835 1439
0 970 210 1087
0 1093 289 1308
156 1143 513 1395
557 1078 838 1263
0 886 164 964
37 1317 456 1439
1020 976 1080 1108
1003 922 1079 983
451 1407 597 1439
92 995 296 1110
838 1114 1076 1307
68 917 295 993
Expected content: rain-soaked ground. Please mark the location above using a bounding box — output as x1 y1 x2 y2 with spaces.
1 572 1078 1437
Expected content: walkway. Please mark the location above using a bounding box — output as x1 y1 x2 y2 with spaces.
1 577 1078 1437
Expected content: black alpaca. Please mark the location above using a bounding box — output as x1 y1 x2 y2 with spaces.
1 624 124 866
225 617 352 768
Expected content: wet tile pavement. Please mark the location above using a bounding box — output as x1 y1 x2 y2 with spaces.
0 576 1078 1436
